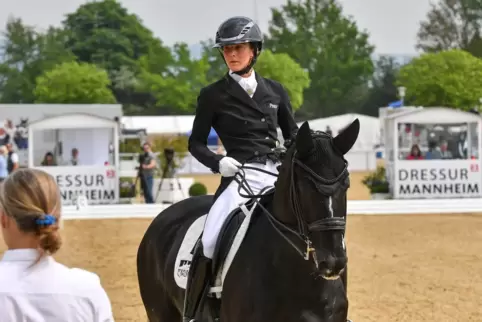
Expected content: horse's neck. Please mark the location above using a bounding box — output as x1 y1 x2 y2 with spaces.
230 213 347 316
272 186 297 226
245 211 310 277
238 213 331 296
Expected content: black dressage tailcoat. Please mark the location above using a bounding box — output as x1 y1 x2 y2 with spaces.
188 72 299 200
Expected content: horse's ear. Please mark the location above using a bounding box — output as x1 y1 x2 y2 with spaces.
295 121 314 156
333 118 360 155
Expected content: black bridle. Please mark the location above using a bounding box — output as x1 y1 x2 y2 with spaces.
233 147 349 267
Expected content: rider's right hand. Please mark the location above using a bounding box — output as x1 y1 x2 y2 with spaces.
218 157 241 177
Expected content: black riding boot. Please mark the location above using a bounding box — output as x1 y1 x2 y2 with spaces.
182 243 212 322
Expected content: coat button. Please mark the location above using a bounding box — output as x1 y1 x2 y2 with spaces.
265 136 269 139
254 151 259 156
261 118 265 122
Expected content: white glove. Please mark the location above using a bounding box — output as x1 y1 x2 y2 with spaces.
218 157 241 177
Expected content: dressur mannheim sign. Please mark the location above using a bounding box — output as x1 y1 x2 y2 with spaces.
40 166 120 205
394 160 482 199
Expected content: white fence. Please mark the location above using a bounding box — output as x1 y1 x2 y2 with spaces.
119 148 377 177
62 198 482 220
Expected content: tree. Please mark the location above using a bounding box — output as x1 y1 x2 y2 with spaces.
34 61 116 103
265 0 375 118
61 0 173 110
137 43 211 112
256 50 310 110
417 0 482 56
200 39 226 82
61 0 205 113
360 55 402 116
62 0 173 74
0 17 74 103
396 49 482 109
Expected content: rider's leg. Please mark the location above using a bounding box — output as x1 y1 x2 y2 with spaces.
182 161 279 321
241 160 279 193
202 181 248 258
182 181 246 322
182 241 212 322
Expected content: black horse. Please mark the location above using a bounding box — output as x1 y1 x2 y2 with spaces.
137 120 360 322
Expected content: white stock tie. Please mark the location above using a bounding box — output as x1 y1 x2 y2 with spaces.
230 70 257 98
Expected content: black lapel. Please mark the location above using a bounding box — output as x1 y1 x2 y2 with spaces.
223 73 260 111
252 73 271 104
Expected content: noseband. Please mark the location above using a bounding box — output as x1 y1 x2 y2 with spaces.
234 144 349 267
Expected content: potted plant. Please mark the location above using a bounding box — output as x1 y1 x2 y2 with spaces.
189 182 208 197
362 166 391 200
119 177 137 203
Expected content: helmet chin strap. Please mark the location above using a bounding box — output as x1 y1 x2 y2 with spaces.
233 54 257 76
219 47 260 77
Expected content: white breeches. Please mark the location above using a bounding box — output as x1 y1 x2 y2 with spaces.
202 160 280 258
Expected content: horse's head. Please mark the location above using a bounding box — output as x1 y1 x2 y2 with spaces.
274 119 359 280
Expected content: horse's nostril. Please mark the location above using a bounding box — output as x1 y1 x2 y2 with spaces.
327 256 336 268
318 256 336 269
318 256 347 275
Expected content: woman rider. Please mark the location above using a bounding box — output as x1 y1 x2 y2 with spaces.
183 16 299 321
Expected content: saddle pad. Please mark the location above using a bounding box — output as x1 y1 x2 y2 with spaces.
174 201 258 296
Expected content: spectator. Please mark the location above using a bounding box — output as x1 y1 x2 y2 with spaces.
70 148 79 166
6 143 18 174
41 152 57 166
0 127 10 146
440 139 453 159
0 168 114 321
406 144 423 160
138 142 156 204
425 141 442 160
0 146 7 182
3 120 15 145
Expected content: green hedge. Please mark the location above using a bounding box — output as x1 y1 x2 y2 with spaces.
189 182 208 196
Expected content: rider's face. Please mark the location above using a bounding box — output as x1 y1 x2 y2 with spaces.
222 43 254 73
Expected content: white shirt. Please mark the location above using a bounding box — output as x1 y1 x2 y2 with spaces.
0 249 114 322
229 70 257 97
10 152 18 164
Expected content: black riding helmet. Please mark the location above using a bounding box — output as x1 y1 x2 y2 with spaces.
213 16 263 76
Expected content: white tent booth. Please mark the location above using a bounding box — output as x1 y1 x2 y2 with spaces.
383 107 482 199
278 113 381 171
28 113 120 205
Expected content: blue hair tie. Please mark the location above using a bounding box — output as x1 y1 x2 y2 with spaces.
36 214 57 226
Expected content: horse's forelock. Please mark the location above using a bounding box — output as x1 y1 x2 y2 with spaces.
292 131 345 181
310 135 345 180
278 131 345 185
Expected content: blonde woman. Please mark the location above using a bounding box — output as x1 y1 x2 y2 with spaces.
0 168 114 321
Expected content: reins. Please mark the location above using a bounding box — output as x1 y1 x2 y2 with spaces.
233 150 349 266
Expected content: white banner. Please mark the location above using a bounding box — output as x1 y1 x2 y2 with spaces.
394 160 482 199
37 166 119 205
